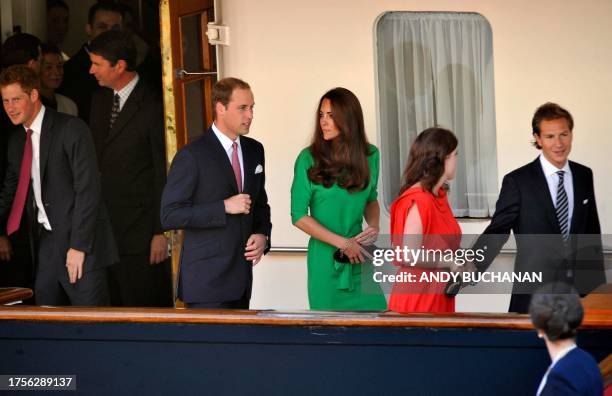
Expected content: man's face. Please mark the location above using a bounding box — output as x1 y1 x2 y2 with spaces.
47 6 69 45
534 118 573 168
86 10 122 39
40 53 64 90
89 53 121 89
1 83 39 127
216 88 254 139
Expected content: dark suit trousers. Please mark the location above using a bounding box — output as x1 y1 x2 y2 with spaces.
34 228 109 306
185 288 250 309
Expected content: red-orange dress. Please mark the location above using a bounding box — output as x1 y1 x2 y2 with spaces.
388 187 461 313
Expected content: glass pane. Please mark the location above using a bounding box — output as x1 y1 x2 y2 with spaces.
180 13 203 71
184 80 204 142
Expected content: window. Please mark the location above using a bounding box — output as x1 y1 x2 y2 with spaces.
376 12 498 217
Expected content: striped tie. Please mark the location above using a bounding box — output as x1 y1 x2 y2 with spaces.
109 93 120 130
555 170 569 240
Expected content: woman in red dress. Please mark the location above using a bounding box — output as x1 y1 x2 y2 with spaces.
388 127 469 313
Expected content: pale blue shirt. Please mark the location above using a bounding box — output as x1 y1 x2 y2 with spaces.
212 123 244 191
539 154 573 229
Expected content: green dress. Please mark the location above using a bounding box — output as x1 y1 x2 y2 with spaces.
290 145 387 311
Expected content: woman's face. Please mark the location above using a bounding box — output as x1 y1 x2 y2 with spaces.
319 98 340 141
444 148 458 181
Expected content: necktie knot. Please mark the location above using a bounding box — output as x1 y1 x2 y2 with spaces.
557 170 564 181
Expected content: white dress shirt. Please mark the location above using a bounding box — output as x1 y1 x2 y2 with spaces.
26 105 52 230
539 154 573 228
212 123 244 191
536 343 576 396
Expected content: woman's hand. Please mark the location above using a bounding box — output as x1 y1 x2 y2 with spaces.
340 238 365 264
354 226 379 246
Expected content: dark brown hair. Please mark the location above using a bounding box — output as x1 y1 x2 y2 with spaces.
531 102 574 149
399 127 458 194
211 77 251 120
529 291 583 341
308 87 371 192
0 64 40 94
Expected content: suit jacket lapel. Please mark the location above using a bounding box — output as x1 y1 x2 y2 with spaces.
203 129 239 194
105 79 144 146
568 161 585 233
528 158 561 233
241 138 254 193
39 108 55 184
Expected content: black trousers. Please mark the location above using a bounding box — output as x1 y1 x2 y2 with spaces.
34 228 109 306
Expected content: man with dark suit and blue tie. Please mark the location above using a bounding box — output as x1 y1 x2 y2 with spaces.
161 78 272 309
0 65 118 305
474 103 605 313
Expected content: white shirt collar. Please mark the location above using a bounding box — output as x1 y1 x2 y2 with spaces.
539 154 571 177
25 105 46 135
212 122 241 151
114 73 139 111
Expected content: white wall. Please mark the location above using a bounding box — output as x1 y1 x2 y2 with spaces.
218 0 612 311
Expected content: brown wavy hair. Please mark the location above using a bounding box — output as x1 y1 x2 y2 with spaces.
399 127 458 194
307 87 371 192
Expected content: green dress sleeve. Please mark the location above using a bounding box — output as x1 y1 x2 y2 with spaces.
290 148 313 224
367 145 380 202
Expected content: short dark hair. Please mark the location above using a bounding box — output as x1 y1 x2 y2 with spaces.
529 290 583 341
531 102 574 149
40 43 62 57
0 64 40 94
47 0 68 12
88 1 123 26
1 33 41 68
89 29 137 71
211 78 251 119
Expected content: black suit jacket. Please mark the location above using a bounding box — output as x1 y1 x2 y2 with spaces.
57 44 100 122
475 158 605 312
160 128 272 303
89 79 166 255
0 108 118 273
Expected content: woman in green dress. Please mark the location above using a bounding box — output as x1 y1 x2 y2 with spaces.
290 87 386 311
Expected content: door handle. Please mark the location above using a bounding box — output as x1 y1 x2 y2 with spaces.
175 68 218 79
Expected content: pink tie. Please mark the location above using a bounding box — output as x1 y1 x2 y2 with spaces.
231 142 242 193
7 129 33 235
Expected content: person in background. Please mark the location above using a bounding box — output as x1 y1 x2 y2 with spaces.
291 87 386 311
39 44 77 116
58 1 122 122
530 290 604 396
388 127 470 313
88 29 170 307
46 0 70 60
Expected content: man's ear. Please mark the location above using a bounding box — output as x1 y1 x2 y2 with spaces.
85 23 92 37
116 59 128 74
215 101 226 117
30 88 39 103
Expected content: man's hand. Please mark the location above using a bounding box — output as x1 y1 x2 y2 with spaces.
150 234 169 265
66 248 85 284
224 194 251 214
245 233 267 265
0 236 13 261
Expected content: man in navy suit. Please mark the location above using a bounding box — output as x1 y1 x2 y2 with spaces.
161 77 272 309
474 103 605 313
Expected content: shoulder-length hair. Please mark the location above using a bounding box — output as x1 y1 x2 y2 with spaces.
399 127 458 194
308 87 371 192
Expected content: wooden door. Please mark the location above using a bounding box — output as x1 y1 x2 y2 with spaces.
160 0 218 304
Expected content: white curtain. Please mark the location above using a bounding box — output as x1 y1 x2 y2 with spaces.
376 12 498 217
